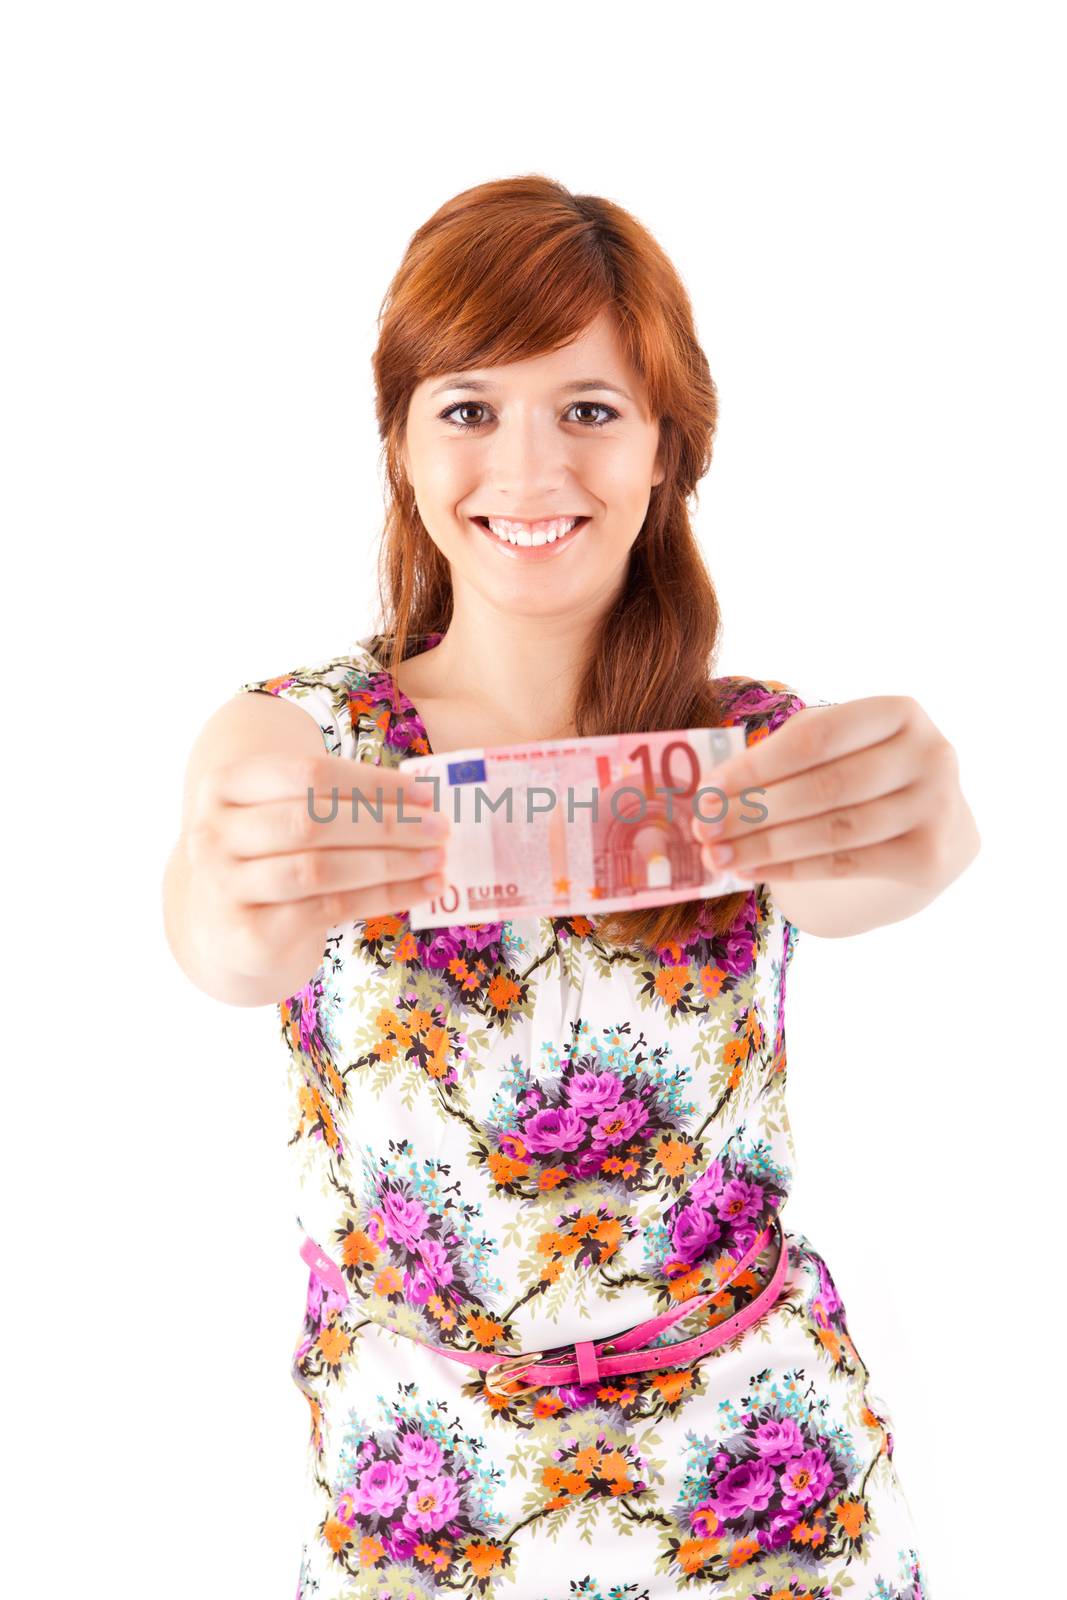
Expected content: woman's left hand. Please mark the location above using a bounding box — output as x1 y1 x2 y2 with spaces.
689 696 980 891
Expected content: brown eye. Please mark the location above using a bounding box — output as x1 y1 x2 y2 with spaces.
439 401 620 432
440 403 488 432
569 402 618 427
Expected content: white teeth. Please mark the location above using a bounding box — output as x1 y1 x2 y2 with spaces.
484 516 582 547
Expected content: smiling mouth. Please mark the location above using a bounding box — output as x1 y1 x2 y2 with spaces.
472 515 590 548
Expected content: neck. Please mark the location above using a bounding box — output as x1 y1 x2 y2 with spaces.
420 609 597 743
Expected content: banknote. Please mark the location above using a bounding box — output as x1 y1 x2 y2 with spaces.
397 725 751 929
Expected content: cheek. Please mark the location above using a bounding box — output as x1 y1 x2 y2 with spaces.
422 454 468 502
412 458 480 538
591 447 657 509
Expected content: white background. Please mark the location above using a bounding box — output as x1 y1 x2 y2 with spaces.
4 4 1064 1597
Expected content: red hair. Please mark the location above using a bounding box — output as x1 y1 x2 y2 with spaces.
369 174 748 952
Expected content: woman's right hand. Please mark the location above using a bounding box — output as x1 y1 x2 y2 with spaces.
181 750 450 981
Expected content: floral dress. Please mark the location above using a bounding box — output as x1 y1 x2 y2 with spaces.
236 634 931 1600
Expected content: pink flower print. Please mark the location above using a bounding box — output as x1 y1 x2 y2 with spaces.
403 1472 460 1533
715 1177 764 1224
335 1485 361 1527
655 938 692 968
294 981 319 1053
417 1237 454 1286
752 1416 805 1464
779 1447 833 1512
671 1203 722 1263
417 922 504 967
381 1187 428 1250
306 1276 328 1324
757 1510 797 1552
306 1259 347 1323
398 1432 444 1478
591 1097 649 1148
383 1525 418 1562
354 1458 409 1517
714 1457 777 1518
522 1105 587 1153
688 1160 725 1204
418 929 466 971
690 1499 721 1537
816 1257 843 1318
558 1381 599 1409
384 707 425 755
403 1265 434 1305
566 1070 624 1115
677 902 755 971
719 925 756 975
733 1216 766 1255
572 1147 606 1179
464 923 505 951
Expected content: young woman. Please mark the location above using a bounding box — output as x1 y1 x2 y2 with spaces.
164 175 976 1599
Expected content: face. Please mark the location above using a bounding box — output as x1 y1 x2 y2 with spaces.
400 308 665 618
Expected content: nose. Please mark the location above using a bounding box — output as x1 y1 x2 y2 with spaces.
481 406 574 504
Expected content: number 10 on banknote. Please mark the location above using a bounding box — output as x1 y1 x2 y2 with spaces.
398 725 750 929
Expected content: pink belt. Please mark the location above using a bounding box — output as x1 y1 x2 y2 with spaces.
300 1211 790 1398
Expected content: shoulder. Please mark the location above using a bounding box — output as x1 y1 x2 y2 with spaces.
233 640 389 758
231 633 447 762
235 636 387 701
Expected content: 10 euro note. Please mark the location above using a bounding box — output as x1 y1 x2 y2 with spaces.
398 724 750 930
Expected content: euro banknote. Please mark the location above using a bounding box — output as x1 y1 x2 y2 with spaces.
397 724 751 929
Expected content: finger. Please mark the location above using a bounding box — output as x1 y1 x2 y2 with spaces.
201 751 437 811
699 779 930 880
217 792 451 860
693 729 916 846
709 697 911 802
232 871 449 964
322 872 448 919
722 830 925 887
225 843 450 907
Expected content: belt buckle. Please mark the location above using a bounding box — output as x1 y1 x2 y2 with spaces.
485 1350 546 1398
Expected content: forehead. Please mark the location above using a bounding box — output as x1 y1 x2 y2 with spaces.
417 309 640 396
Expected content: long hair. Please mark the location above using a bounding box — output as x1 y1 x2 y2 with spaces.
369 174 749 953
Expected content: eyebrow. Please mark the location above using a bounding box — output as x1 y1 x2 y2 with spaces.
429 375 634 402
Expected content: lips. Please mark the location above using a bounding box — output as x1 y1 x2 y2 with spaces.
472 515 589 539
469 515 591 561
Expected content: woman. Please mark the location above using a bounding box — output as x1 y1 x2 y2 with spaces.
165 176 976 1598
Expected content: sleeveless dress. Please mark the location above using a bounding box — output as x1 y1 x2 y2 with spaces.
236 633 931 1600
